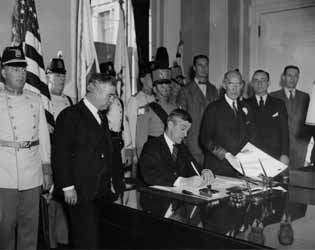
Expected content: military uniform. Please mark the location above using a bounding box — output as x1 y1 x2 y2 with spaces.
0 89 51 250
126 90 155 152
47 53 71 247
136 101 176 157
51 94 73 119
106 96 132 195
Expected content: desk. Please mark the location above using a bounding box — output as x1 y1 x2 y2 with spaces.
100 178 315 249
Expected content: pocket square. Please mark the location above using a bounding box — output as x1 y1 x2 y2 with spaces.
272 112 279 117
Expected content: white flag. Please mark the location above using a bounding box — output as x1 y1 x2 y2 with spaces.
76 0 99 100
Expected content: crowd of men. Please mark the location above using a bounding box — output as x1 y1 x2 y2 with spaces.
0 44 314 250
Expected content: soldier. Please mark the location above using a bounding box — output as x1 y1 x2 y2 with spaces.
125 62 155 166
47 52 71 248
136 67 177 157
0 45 52 250
47 52 74 120
100 61 132 198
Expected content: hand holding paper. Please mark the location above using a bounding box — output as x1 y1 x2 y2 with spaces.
225 152 243 173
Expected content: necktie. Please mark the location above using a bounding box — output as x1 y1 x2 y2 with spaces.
289 90 294 101
172 144 178 162
98 110 107 125
259 96 264 108
232 101 238 116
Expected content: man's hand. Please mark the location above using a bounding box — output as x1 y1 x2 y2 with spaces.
43 174 53 191
123 148 134 166
279 155 289 166
201 169 215 185
180 176 205 188
64 189 78 206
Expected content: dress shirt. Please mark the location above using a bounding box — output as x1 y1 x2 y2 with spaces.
255 94 267 106
164 133 182 187
83 98 101 125
224 94 238 110
194 77 207 97
284 87 296 99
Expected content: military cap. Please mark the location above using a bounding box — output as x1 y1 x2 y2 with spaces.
1 45 27 67
139 61 155 77
99 61 116 77
152 68 171 85
46 51 66 74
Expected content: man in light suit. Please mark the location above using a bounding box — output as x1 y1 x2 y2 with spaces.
176 54 218 165
0 46 52 250
200 70 255 177
246 69 289 165
52 74 116 248
271 65 311 169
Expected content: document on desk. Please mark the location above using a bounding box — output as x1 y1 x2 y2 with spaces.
228 142 288 180
150 175 263 201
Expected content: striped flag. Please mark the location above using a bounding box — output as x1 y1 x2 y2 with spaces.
75 0 100 100
11 0 54 130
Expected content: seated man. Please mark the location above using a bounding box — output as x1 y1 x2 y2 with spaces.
139 108 213 188
138 109 214 218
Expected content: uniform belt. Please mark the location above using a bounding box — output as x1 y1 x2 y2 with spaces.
0 140 39 149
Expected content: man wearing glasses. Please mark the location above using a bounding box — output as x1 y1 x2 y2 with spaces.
200 70 255 177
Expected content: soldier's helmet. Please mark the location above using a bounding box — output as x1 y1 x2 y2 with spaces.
99 61 116 77
46 51 66 74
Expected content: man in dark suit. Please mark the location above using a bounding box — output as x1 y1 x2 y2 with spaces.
246 69 289 165
176 54 218 165
271 65 311 169
139 109 214 217
139 108 213 187
52 74 116 248
200 70 255 177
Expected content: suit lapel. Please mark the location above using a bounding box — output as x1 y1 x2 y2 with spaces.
159 136 177 169
189 81 208 107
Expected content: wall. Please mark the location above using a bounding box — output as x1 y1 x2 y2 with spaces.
0 0 72 95
182 0 210 78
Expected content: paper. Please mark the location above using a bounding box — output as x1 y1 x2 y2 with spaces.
151 175 265 201
234 142 288 180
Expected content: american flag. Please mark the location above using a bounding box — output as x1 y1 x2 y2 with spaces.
11 0 54 129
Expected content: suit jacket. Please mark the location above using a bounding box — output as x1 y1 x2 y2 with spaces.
52 100 113 204
246 95 289 159
138 135 202 216
176 80 218 164
200 97 255 177
270 89 310 168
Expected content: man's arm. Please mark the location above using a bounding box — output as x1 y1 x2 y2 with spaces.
176 87 188 110
135 107 150 158
52 109 77 190
199 104 227 160
139 143 176 186
38 98 53 190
